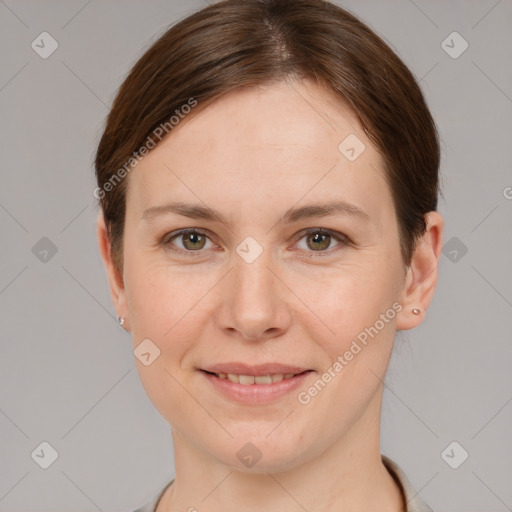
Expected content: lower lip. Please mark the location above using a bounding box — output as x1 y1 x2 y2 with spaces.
200 370 314 404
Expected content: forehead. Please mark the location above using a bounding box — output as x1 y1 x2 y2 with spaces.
126 80 391 224
164 80 364 159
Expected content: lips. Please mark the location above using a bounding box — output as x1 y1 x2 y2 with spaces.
209 372 305 385
200 365 314 404
201 362 311 377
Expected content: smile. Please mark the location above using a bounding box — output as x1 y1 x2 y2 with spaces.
200 369 314 404
209 372 302 385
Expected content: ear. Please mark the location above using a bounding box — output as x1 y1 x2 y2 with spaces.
396 211 444 330
96 210 130 331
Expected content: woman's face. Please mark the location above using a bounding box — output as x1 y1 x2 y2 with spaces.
104 79 419 471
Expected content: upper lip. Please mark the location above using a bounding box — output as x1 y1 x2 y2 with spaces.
201 363 311 376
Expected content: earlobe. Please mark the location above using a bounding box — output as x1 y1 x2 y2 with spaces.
96 210 129 329
396 211 444 331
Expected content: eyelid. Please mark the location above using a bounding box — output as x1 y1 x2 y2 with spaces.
162 228 218 257
293 227 350 258
162 227 350 257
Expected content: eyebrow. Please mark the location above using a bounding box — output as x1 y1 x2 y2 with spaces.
141 200 370 227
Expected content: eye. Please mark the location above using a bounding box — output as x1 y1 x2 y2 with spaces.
163 228 215 255
161 227 349 257
294 228 349 257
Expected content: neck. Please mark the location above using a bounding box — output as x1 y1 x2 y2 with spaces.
159 390 404 512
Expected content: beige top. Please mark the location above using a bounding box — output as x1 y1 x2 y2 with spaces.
133 454 433 512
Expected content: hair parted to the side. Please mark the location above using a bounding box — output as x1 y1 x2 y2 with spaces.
95 0 440 275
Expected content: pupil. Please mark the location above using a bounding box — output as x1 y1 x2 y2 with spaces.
185 232 204 249
310 232 329 250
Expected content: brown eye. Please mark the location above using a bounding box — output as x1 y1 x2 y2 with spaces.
181 231 206 250
295 228 348 256
164 228 213 253
306 231 331 251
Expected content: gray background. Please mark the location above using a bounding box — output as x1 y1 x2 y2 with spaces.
0 0 511 510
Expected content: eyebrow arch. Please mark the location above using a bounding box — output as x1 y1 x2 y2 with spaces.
141 200 370 227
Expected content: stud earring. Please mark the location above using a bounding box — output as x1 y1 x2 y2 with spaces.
118 316 125 326
412 308 421 315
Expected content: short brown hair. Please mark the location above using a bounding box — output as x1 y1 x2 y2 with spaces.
95 0 440 273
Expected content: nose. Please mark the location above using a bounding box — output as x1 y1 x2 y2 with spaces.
215 252 292 342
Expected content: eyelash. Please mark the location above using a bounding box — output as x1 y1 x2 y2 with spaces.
161 227 350 259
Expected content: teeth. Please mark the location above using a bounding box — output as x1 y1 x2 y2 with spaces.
216 372 301 385
255 375 272 384
239 375 255 385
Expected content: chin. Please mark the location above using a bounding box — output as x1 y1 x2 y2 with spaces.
205 432 311 474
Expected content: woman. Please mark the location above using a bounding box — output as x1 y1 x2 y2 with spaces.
95 1 443 510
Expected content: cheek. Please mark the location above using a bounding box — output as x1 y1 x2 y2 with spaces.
124 257 216 367
295 268 399 437
124 271 168 336
126 269 190 339
123 241 187 331
292 259 402 351
123 263 205 423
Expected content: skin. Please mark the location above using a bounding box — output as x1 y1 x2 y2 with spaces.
97 78 443 512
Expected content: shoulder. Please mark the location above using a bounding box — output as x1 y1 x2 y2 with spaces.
131 479 175 512
133 460 432 512
382 454 434 512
